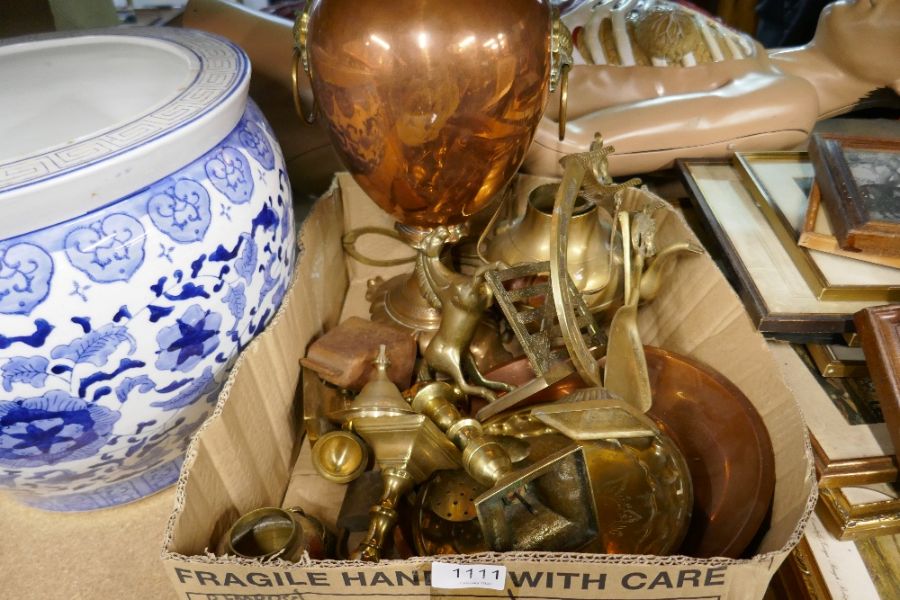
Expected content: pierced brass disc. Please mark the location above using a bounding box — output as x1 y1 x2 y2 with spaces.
425 470 484 523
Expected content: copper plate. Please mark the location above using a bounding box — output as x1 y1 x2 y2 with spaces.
482 346 775 558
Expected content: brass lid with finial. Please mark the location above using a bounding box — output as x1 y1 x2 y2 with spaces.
328 345 414 426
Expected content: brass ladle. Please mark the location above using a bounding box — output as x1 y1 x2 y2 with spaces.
604 210 652 412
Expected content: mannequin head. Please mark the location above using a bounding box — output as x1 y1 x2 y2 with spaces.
814 0 900 87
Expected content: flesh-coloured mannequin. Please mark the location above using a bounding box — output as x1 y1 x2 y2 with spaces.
525 0 900 177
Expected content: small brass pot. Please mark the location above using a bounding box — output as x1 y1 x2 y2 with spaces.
219 506 330 561
311 430 369 484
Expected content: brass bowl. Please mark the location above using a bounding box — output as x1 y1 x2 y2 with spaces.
311 430 369 484
481 346 776 559
219 506 330 561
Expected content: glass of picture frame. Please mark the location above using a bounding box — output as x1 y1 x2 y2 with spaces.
805 343 868 378
678 159 896 338
733 151 900 302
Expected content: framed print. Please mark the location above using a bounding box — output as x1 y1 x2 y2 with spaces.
855 305 900 475
767 341 896 488
678 159 894 338
774 515 890 600
734 152 900 301
806 343 868 378
799 183 900 269
809 133 900 257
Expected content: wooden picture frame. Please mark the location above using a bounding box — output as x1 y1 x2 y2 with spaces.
809 133 900 257
677 159 892 338
800 182 900 269
854 305 900 474
767 342 896 488
734 152 900 302
806 343 868 378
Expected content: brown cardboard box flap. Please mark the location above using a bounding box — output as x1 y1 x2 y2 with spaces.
162 175 816 599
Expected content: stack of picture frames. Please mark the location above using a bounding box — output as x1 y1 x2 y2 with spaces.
677 128 900 551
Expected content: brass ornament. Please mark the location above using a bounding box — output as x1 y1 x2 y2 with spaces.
414 227 512 402
484 182 622 311
411 470 488 556
603 209 652 412
327 345 415 426
349 414 461 561
484 261 605 382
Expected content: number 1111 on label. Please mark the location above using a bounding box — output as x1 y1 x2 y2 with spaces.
431 561 508 591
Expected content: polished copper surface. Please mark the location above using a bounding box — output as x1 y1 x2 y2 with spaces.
305 0 552 227
481 346 775 558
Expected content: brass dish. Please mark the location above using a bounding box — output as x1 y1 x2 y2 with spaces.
311 430 368 484
481 346 776 558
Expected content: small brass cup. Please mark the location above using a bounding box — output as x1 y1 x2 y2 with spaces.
312 430 368 484
220 506 330 561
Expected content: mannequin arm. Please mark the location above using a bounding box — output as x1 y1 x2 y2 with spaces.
526 71 818 177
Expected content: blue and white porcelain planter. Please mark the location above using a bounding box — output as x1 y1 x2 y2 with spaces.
0 28 295 510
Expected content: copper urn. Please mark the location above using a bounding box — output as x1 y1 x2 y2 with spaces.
302 0 554 227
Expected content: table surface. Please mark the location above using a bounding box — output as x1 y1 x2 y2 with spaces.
0 489 177 599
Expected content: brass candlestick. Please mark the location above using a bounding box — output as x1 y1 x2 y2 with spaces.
349 414 461 561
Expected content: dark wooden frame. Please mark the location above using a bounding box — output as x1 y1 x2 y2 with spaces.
809 133 900 256
676 158 852 339
854 305 900 473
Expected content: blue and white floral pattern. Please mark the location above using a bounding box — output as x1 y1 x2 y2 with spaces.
0 243 54 315
147 179 213 243
64 213 146 283
155 305 221 373
0 101 295 510
205 146 254 205
0 392 120 468
239 120 276 170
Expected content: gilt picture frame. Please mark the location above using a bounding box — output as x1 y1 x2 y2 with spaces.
767 341 896 488
677 159 892 338
734 151 900 302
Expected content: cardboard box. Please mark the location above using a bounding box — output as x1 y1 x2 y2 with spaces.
161 174 817 600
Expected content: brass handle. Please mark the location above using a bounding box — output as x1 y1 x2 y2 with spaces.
342 227 416 267
550 157 603 387
550 11 573 141
558 63 570 142
292 4 317 124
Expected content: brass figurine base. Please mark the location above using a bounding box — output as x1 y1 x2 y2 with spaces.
475 445 599 552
